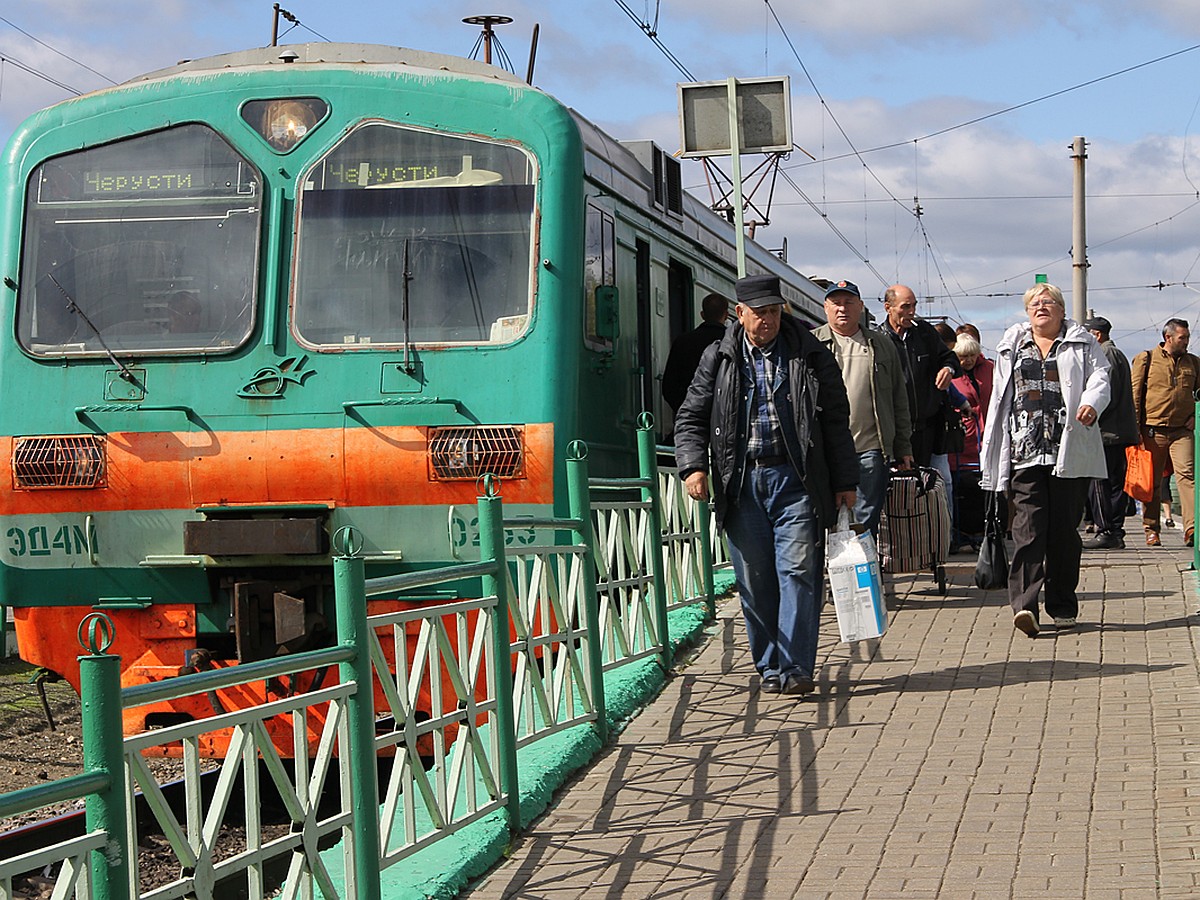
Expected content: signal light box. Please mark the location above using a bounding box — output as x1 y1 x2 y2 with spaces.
677 76 792 158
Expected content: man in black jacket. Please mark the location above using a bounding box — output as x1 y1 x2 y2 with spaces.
674 274 858 697
882 284 960 466
1082 316 1139 549
661 292 729 413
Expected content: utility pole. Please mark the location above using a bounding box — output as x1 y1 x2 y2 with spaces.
1071 136 1088 323
726 77 747 277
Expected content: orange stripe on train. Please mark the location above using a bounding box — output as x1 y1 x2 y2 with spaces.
0 423 554 514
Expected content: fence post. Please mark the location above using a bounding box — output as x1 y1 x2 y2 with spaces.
697 498 716 620
77 613 130 900
637 415 672 668
332 528 382 900
566 441 607 742
477 484 520 831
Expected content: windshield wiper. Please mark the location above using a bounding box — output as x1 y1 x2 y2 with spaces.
47 274 140 385
401 238 414 373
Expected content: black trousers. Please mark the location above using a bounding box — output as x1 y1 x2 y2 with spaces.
1089 444 1130 538
910 421 936 468
1009 465 1088 620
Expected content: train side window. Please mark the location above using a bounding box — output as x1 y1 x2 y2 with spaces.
584 203 616 351
17 124 261 357
292 122 536 349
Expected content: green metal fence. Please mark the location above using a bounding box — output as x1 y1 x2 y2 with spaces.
0 420 722 899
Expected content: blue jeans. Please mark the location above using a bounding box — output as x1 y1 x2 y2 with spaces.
724 463 823 680
854 449 889 536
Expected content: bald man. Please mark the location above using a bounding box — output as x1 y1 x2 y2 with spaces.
881 284 960 466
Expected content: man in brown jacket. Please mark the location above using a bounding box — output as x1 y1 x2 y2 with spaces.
1132 318 1199 546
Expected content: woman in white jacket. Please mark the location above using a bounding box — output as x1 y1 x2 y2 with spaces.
979 283 1110 637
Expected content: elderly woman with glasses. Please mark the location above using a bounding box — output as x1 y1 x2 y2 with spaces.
979 283 1110 637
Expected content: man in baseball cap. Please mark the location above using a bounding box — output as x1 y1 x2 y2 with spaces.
813 279 913 537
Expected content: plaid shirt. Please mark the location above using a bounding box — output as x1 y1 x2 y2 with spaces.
743 336 786 460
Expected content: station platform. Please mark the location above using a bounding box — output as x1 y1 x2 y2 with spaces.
466 528 1200 898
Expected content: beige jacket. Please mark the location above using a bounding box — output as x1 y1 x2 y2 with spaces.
1131 345 1200 429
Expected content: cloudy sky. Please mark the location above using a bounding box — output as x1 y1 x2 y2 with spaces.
4 0 1200 357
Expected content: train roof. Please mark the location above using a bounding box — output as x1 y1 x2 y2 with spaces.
130 43 527 85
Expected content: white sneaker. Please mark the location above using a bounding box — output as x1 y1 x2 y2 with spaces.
1014 610 1039 637
1053 616 1077 631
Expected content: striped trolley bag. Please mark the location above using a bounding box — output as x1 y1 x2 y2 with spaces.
878 466 951 595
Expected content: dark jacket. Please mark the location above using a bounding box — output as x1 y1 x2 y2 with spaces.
673 315 859 530
1097 339 1138 447
883 317 961 426
661 321 728 412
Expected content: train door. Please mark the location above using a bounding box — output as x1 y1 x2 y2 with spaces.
667 259 694 345
635 238 653 417
663 259 694 437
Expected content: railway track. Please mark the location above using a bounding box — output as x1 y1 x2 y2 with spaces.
0 660 316 896
0 758 336 896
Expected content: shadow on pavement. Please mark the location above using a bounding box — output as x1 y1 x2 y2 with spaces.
831 658 1184 698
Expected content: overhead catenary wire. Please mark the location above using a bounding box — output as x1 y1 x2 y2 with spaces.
766 1 951 299
0 15 117 86
610 0 893 289
292 20 333 43
777 166 888 287
0 52 84 96
757 10 1200 306
610 0 694 81
787 40 1200 171
771 191 1200 205
764 0 911 216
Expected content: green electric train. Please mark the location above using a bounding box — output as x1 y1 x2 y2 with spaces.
0 42 824 747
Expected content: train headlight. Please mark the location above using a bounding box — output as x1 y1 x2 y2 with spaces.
13 435 107 489
428 426 525 480
242 98 328 153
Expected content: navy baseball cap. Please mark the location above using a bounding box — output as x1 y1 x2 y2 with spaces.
824 280 860 299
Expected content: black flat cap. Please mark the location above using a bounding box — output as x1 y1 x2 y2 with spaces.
735 274 785 309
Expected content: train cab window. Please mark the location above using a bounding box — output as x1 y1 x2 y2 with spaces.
17 124 260 356
293 122 536 348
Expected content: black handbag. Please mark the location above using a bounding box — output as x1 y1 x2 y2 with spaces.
973 491 1009 590
942 405 966 454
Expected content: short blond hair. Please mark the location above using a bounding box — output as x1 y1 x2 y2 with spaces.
1023 283 1065 309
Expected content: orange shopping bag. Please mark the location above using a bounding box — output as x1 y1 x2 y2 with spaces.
1124 443 1155 503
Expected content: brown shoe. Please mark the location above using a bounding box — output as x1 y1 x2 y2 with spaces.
1187 529 1194 547
1146 532 1162 547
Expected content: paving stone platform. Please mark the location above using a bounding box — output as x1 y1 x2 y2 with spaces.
466 526 1200 899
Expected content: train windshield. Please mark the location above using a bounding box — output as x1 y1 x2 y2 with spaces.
293 122 535 347
17 125 260 357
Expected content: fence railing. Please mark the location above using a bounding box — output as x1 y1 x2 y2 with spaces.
506 448 604 748
0 418 724 900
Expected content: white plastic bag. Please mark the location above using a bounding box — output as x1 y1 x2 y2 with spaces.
826 507 887 642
